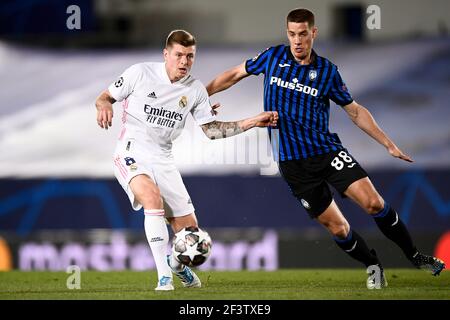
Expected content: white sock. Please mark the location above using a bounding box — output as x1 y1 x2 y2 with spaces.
144 209 172 281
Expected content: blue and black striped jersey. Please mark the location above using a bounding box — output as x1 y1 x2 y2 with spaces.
245 45 353 161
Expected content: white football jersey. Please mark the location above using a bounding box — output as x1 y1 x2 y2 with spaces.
108 62 216 159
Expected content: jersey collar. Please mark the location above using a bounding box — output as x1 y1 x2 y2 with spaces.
286 46 320 68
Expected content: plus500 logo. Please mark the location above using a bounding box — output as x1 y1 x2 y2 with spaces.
270 76 318 97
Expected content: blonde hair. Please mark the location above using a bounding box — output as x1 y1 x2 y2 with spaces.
165 30 196 48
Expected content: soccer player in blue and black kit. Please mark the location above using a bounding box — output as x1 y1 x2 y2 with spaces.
207 8 445 288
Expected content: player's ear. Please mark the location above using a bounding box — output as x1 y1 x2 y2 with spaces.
163 47 169 61
311 26 318 39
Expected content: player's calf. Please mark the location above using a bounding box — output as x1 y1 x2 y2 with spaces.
372 203 418 258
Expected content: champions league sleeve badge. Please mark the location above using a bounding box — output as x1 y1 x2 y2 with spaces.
114 76 124 87
252 47 270 61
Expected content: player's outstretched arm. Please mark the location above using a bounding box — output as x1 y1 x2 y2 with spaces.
343 101 413 163
206 62 249 96
201 111 278 140
95 90 116 130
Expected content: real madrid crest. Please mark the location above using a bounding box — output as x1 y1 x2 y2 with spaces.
309 70 317 81
179 96 187 108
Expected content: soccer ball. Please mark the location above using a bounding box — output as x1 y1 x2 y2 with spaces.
172 226 212 267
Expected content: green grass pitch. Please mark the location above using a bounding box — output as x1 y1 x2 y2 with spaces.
0 269 448 300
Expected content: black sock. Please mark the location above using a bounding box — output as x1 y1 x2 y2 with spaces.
373 203 418 259
334 229 379 267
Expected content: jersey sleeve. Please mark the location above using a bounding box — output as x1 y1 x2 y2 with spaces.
328 69 353 106
190 84 217 125
245 47 273 75
108 64 142 102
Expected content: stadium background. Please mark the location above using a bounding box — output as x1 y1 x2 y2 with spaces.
0 0 449 273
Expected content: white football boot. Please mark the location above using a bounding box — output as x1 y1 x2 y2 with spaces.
155 276 174 291
167 256 201 288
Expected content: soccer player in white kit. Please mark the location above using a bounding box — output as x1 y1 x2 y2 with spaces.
95 30 278 291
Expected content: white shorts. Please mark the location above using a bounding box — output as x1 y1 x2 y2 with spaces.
113 137 195 218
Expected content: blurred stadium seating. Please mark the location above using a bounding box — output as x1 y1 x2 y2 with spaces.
0 39 449 176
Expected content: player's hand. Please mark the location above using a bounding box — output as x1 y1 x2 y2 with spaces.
387 144 413 162
211 102 221 116
253 111 278 128
96 104 114 130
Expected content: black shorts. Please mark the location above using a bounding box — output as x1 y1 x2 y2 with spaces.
278 148 368 218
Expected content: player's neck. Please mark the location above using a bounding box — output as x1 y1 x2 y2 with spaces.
166 72 178 83
168 73 187 83
291 49 312 65
164 64 181 83
296 55 312 65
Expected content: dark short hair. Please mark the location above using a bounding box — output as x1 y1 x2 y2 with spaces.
165 29 196 48
287 8 315 27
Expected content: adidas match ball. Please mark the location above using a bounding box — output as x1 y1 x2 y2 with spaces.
172 226 212 267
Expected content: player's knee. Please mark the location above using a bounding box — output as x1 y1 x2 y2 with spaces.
133 185 162 208
169 214 198 233
330 221 350 238
144 192 163 208
364 197 384 214
326 220 350 239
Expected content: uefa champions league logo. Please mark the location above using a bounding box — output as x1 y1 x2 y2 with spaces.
114 77 124 88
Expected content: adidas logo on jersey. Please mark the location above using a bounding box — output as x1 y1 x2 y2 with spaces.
147 92 157 98
270 76 318 97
